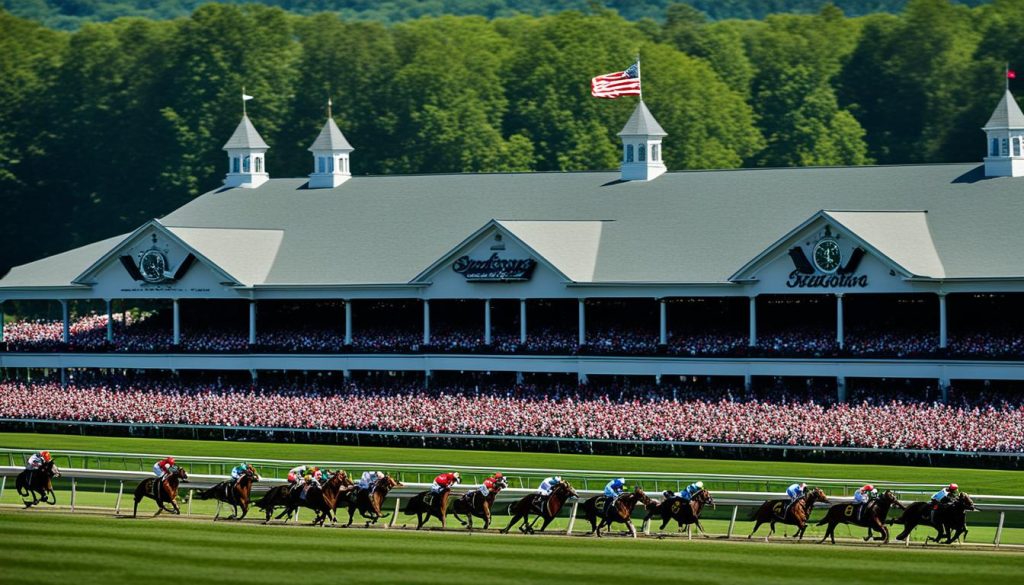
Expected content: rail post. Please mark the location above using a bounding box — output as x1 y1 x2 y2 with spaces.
187 489 193 516
70 477 77 512
215 500 222 520
0 476 5 500
114 481 123 514
726 505 739 538
994 511 1006 547
566 500 579 535
388 498 400 528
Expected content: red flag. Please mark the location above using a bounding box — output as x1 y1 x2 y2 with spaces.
1009 70 1016 79
591 63 641 99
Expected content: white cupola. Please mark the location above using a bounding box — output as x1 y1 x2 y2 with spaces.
983 88 1024 177
223 112 270 188
308 99 354 189
618 100 667 182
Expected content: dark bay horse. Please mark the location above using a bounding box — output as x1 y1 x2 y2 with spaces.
583 487 652 538
255 471 353 524
297 471 351 526
133 466 188 517
16 460 61 508
196 465 260 520
643 488 715 537
344 474 402 527
817 490 904 544
404 488 452 529
453 477 508 531
748 487 828 541
501 480 578 535
892 492 976 544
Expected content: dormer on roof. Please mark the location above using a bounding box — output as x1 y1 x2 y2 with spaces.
308 98 354 189
618 100 667 182
983 88 1024 177
223 93 270 189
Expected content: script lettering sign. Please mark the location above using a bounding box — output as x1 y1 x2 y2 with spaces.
452 254 536 281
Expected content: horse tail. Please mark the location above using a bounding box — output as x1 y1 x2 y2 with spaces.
254 486 282 509
194 486 218 500
403 495 419 514
748 502 768 521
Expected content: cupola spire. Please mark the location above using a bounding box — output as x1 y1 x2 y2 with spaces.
983 73 1024 177
618 99 667 182
223 89 269 188
308 98 354 189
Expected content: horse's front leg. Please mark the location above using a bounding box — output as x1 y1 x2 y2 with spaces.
626 519 637 539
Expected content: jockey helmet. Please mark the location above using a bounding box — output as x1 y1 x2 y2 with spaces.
41 451 51 461
553 476 562 483
949 483 959 491
494 472 503 478
453 472 461 481
799 482 807 489
695 481 704 488
376 471 385 479
863 484 873 492
167 457 175 465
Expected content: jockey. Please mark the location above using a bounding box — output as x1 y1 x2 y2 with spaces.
784 482 807 514
604 477 627 501
26 450 51 470
663 481 703 502
152 456 175 479
479 472 504 497
229 462 249 486
359 470 385 491
287 465 308 485
537 476 562 497
930 483 958 524
431 471 461 494
853 484 877 520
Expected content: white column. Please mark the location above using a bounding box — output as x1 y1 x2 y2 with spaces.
520 299 527 345
659 299 668 345
0 301 5 343
484 299 492 345
248 300 257 345
836 376 847 403
105 299 113 343
747 296 757 347
938 293 948 349
61 300 69 343
344 301 353 345
422 300 431 345
939 377 950 403
836 293 844 350
172 299 181 346
578 299 586 346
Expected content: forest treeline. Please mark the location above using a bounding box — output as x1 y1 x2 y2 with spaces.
2 0 990 30
0 0 1020 274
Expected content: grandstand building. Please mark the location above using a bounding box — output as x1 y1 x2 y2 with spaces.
3 92 1024 404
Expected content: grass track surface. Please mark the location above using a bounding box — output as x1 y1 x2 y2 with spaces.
2 433 1023 494
2 511 1023 585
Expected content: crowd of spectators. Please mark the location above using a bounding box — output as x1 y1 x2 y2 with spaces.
1 378 1020 452
4 316 1024 360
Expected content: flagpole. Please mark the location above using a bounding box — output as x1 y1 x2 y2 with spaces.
242 86 247 116
1007 63 1010 92
636 53 642 101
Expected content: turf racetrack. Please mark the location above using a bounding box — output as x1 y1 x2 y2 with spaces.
2 510 1023 585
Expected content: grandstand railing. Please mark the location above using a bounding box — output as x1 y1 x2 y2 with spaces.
1 466 1020 546
2 419 1021 464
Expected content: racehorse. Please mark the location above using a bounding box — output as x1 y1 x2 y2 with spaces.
453 477 508 531
582 486 652 538
403 487 453 530
344 474 403 527
817 489 904 544
195 464 260 520
892 492 976 544
501 480 578 535
254 470 352 524
748 487 828 541
16 460 61 508
133 465 188 517
643 488 716 537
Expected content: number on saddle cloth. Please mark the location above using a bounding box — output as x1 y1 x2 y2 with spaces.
772 501 785 519
670 499 683 515
844 504 855 518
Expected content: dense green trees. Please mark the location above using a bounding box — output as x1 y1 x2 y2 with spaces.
0 0 1021 276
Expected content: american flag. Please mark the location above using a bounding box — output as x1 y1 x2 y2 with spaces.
591 63 641 99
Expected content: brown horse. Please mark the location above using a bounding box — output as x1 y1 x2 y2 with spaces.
501 480 578 535
817 490 904 544
404 488 453 529
255 471 353 524
643 488 715 537
16 460 61 508
344 474 403 527
748 487 828 541
892 492 976 544
195 464 260 520
133 466 188 517
587 487 652 538
453 477 508 530
296 470 351 526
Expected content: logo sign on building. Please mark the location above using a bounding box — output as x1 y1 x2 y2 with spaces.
452 253 536 281
784 229 869 289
